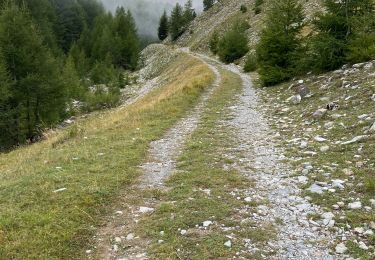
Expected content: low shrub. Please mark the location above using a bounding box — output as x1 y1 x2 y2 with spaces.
244 53 258 72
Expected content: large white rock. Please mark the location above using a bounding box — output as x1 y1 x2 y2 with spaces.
341 135 367 145
313 109 327 119
320 145 330 152
348 201 362 209
224 240 232 248
314 136 327 142
332 179 345 189
307 183 324 194
139 207 154 213
291 94 302 105
300 141 308 149
369 122 375 133
321 212 335 220
335 243 347 254
358 241 368 250
126 233 134 240
202 221 213 227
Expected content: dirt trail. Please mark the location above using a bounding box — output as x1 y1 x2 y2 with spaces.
92 51 221 260
196 53 335 259
139 63 221 189
93 49 336 260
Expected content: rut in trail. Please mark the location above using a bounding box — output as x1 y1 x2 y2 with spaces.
214 60 335 259
139 63 221 189
93 55 221 260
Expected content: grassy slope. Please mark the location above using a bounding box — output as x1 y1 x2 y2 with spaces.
0 51 214 259
138 69 275 259
254 63 375 259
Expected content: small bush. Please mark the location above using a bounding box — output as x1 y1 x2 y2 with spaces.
83 85 121 112
240 5 248 13
309 33 346 72
258 65 293 87
254 6 261 14
209 31 220 54
217 23 249 63
254 0 264 14
346 34 375 64
244 54 258 72
84 61 122 111
90 60 119 85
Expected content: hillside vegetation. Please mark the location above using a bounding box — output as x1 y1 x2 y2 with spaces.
176 0 322 52
1 0 375 259
0 46 213 259
0 1 140 151
255 59 375 259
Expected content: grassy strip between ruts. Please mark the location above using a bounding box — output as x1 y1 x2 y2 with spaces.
0 52 214 259
138 68 276 259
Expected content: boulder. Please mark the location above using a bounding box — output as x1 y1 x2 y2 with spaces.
313 108 327 119
294 85 311 97
369 122 375 133
348 201 362 209
341 135 368 145
335 243 347 254
307 183 324 194
290 94 302 104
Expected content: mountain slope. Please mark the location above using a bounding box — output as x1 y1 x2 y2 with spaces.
176 0 323 52
0 45 213 259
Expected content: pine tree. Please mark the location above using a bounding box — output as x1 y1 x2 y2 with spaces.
63 54 84 100
209 31 219 54
112 8 140 70
203 0 215 11
311 0 375 70
254 0 264 14
256 0 304 86
158 10 169 41
0 49 14 150
217 22 249 63
0 3 68 145
183 0 196 24
169 3 184 41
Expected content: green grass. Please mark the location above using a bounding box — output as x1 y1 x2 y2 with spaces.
0 52 214 259
138 69 276 259
253 63 375 259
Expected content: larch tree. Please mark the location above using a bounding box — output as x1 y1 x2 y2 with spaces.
158 10 169 41
256 0 305 86
169 3 184 40
0 4 68 144
203 0 215 11
311 0 375 70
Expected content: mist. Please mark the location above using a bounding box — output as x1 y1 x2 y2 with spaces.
101 0 203 39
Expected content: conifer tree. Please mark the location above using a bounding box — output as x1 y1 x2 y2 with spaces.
183 0 196 24
203 0 215 11
0 49 14 149
112 8 140 70
169 3 184 40
256 0 304 86
217 22 249 63
311 0 375 70
158 10 169 41
0 3 68 144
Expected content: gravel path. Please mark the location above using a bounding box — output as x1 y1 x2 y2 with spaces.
92 51 221 260
139 62 221 189
93 49 337 260
206 57 336 259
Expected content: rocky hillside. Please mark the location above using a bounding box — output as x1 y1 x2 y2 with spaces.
176 0 323 52
255 60 375 259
